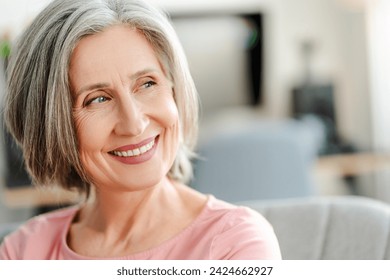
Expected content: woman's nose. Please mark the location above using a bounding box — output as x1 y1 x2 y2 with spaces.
114 95 149 136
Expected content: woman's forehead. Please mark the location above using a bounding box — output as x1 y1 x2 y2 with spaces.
69 26 164 90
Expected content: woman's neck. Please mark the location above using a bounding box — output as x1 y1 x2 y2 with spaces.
68 177 207 257
80 176 179 235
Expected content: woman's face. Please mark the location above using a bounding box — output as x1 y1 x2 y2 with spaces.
69 25 179 192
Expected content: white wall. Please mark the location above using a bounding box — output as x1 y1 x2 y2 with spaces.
265 0 371 149
366 0 390 152
364 0 390 202
172 16 253 118
0 0 51 36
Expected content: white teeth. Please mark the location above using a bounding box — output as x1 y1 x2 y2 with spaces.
112 139 155 157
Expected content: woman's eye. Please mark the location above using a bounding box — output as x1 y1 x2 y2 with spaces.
142 81 156 89
85 96 109 106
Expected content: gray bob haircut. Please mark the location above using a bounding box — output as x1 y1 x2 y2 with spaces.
4 0 199 194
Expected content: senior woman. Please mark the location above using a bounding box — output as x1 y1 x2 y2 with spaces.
0 0 281 260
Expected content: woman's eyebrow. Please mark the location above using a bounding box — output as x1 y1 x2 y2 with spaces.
75 68 161 96
76 83 110 97
129 68 160 80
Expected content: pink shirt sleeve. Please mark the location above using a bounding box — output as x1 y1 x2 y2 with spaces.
210 207 282 260
0 224 33 260
0 208 75 260
0 225 27 260
0 240 13 259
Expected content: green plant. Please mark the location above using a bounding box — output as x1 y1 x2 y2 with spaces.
0 39 11 58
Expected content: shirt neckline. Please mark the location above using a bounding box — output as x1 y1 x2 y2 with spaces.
61 195 215 259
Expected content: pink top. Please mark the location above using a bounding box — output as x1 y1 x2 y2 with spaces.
0 196 281 260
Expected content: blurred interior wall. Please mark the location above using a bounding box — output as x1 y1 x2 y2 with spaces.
172 16 252 119
366 0 390 152
155 0 372 151
264 0 371 151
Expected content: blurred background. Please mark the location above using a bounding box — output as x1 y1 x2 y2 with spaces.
1 0 390 224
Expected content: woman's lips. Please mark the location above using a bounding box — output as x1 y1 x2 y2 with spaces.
109 136 159 164
111 138 155 157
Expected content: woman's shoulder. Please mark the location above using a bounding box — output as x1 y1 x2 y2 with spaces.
202 196 282 259
204 195 268 224
0 205 79 259
14 205 78 234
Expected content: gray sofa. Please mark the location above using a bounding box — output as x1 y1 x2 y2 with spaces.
243 195 390 259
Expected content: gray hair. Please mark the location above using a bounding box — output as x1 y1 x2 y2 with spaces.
4 0 199 194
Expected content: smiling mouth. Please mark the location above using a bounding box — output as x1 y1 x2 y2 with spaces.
109 138 156 157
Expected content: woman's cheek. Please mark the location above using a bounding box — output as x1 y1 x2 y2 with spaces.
150 93 179 128
73 109 111 148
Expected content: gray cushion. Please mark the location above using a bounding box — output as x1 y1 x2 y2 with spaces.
193 119 319 202
242 196 390 259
